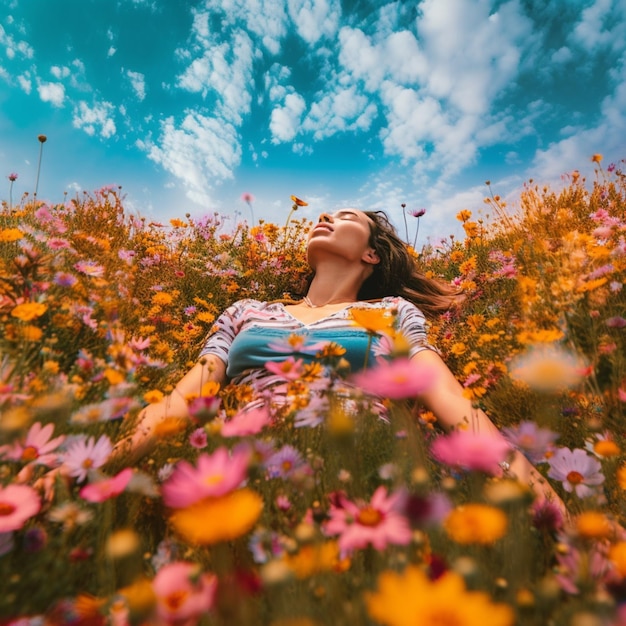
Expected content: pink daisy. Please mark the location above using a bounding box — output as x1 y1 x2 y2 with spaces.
430 429 513 475
221 405 271 437
264 357 305 380
79 468 134 503
0 484 41 532
74 260 105 277
60 435 113 483
161 446 250 508
2 421 65 467
153 561 217 624
324 486 412 557
547 447 605 498
189 428 208 449
350 357 435 399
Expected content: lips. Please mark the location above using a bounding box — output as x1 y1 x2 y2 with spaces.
313 223 333 232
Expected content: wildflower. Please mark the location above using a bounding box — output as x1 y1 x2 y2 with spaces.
324 486 412 557
152 561 217 623
161 446 250 508
189 428 208 448
284 541 341 578
509 344 585 391
74 260 105 277
79 468 134 503
10 302 47 322
608 542 626 577
456 209 472 222
53 271 78 287
349 307 396 335
444 504 508 545
431 430 512 475
265 356 305 380
61 434 113 483
169 488 263 545
531 499 564 533
290 195 308 206
221 405 271 437
48 501 93 531
105 528 141 560
8 172 18 181
617 463 626 489
591 153 603 163
350 357 434 399
409 208 426 218
555 543 614 594
188 394 221 423
547 447 605 498
0 228 25 242
501 421 559 463
365 566 514 626
268 334 327 354
403 491 453 528
606 316 626 328
265 445 309 479
0 484 41 532
3 421 65 467
143 389 164 404
575 511 613 540
152 291 174 306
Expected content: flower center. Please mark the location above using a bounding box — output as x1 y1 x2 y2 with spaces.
426 609 463 626
164 590 189 611
21 446 39 461
356 506 383 527
204 474 223 486
566 471 584 485
281 461 293 472
0 502 17 516
82 458 94 469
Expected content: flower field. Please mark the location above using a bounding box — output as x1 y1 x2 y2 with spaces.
1 159 625 625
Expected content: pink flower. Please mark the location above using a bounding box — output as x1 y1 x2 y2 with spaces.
74 260 105 277
264 357 305 380
264 445 309 479
350 357 435 399
430 430 512 475
221 405 271 437
548 447 605 498
188 395 221 424
189 428 208 449
2 421 65 467
161 447 250 508
618 388 626 402
0 484 41 532
606 316 626 328
324 486 412 557
79 468 133 503
501 421 559 463
8 172 18 182
61 435 113 483
153 561 216 624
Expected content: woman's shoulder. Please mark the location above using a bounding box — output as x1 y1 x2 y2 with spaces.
379 296 426 320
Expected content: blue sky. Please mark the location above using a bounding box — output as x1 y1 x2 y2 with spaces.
1 0 625 245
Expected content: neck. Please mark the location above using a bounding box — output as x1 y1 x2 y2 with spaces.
304 260 369 306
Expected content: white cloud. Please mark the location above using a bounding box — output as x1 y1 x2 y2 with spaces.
0 23 34 60
570 0 619 52
37 81 65 107
302 85 377 139
270 92 306 143
17 72 31 93
551 46 573 64
72 100 117 138
50 65 70 79
126 70 146 100
287 0 341 45
144 110 242 207
177 27 255 124
108 46 117 57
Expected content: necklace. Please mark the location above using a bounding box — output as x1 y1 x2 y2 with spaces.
302 296 352 308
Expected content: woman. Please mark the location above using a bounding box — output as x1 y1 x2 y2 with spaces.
114 208 562 508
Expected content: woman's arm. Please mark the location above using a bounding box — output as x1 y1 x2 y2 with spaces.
110 355 227 466
411 348 564 508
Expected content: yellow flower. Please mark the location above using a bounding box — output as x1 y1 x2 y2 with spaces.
152 292 174 306
517 329 564 344
575 511 613 540
608 542 626 577
21 325 43 341
170 488 263 545
284 541 341 578
118 577 156 615
349 307 395 334
444 504 508 545
591 154 603 163
196 311 215 324
143 389 164 404
11 302 47 322
456 210 472 222
450 342 467 356
365 566 514 626
290 195 308 206
593 439 620 458
509 344 584 392
463 222 479 238
0 228 25 242
459 256 477 275
169 218 187 227
104 368 125 385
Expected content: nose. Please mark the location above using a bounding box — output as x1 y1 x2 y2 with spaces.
318 213 333 223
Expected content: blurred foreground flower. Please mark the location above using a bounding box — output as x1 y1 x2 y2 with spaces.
444 504 508 545
365 566 514 626
169 489 263 545
350 357 435 399
509 344 586 391
0 484 41 532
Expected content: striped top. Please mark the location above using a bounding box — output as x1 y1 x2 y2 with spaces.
200 297 432 395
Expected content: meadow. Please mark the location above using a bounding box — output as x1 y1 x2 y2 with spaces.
0 156 625 625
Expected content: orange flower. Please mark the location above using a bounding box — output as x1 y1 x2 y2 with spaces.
575 511 613 540
444 504 508 545
591 154 603 163
0 228 24 242
170 488 263 545
11 302 47 322
349 307 395 334
290 195 308 206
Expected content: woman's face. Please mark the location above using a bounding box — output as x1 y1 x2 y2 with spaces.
307 209 379 267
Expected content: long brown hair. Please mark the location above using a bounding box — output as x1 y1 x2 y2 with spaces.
358 210 464 319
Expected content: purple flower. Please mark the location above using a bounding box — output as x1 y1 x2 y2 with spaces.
547 447 605 498
606 316 626 328
189 428 208 449
54 272 78 287
265 445 309 479
501 421 559 463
